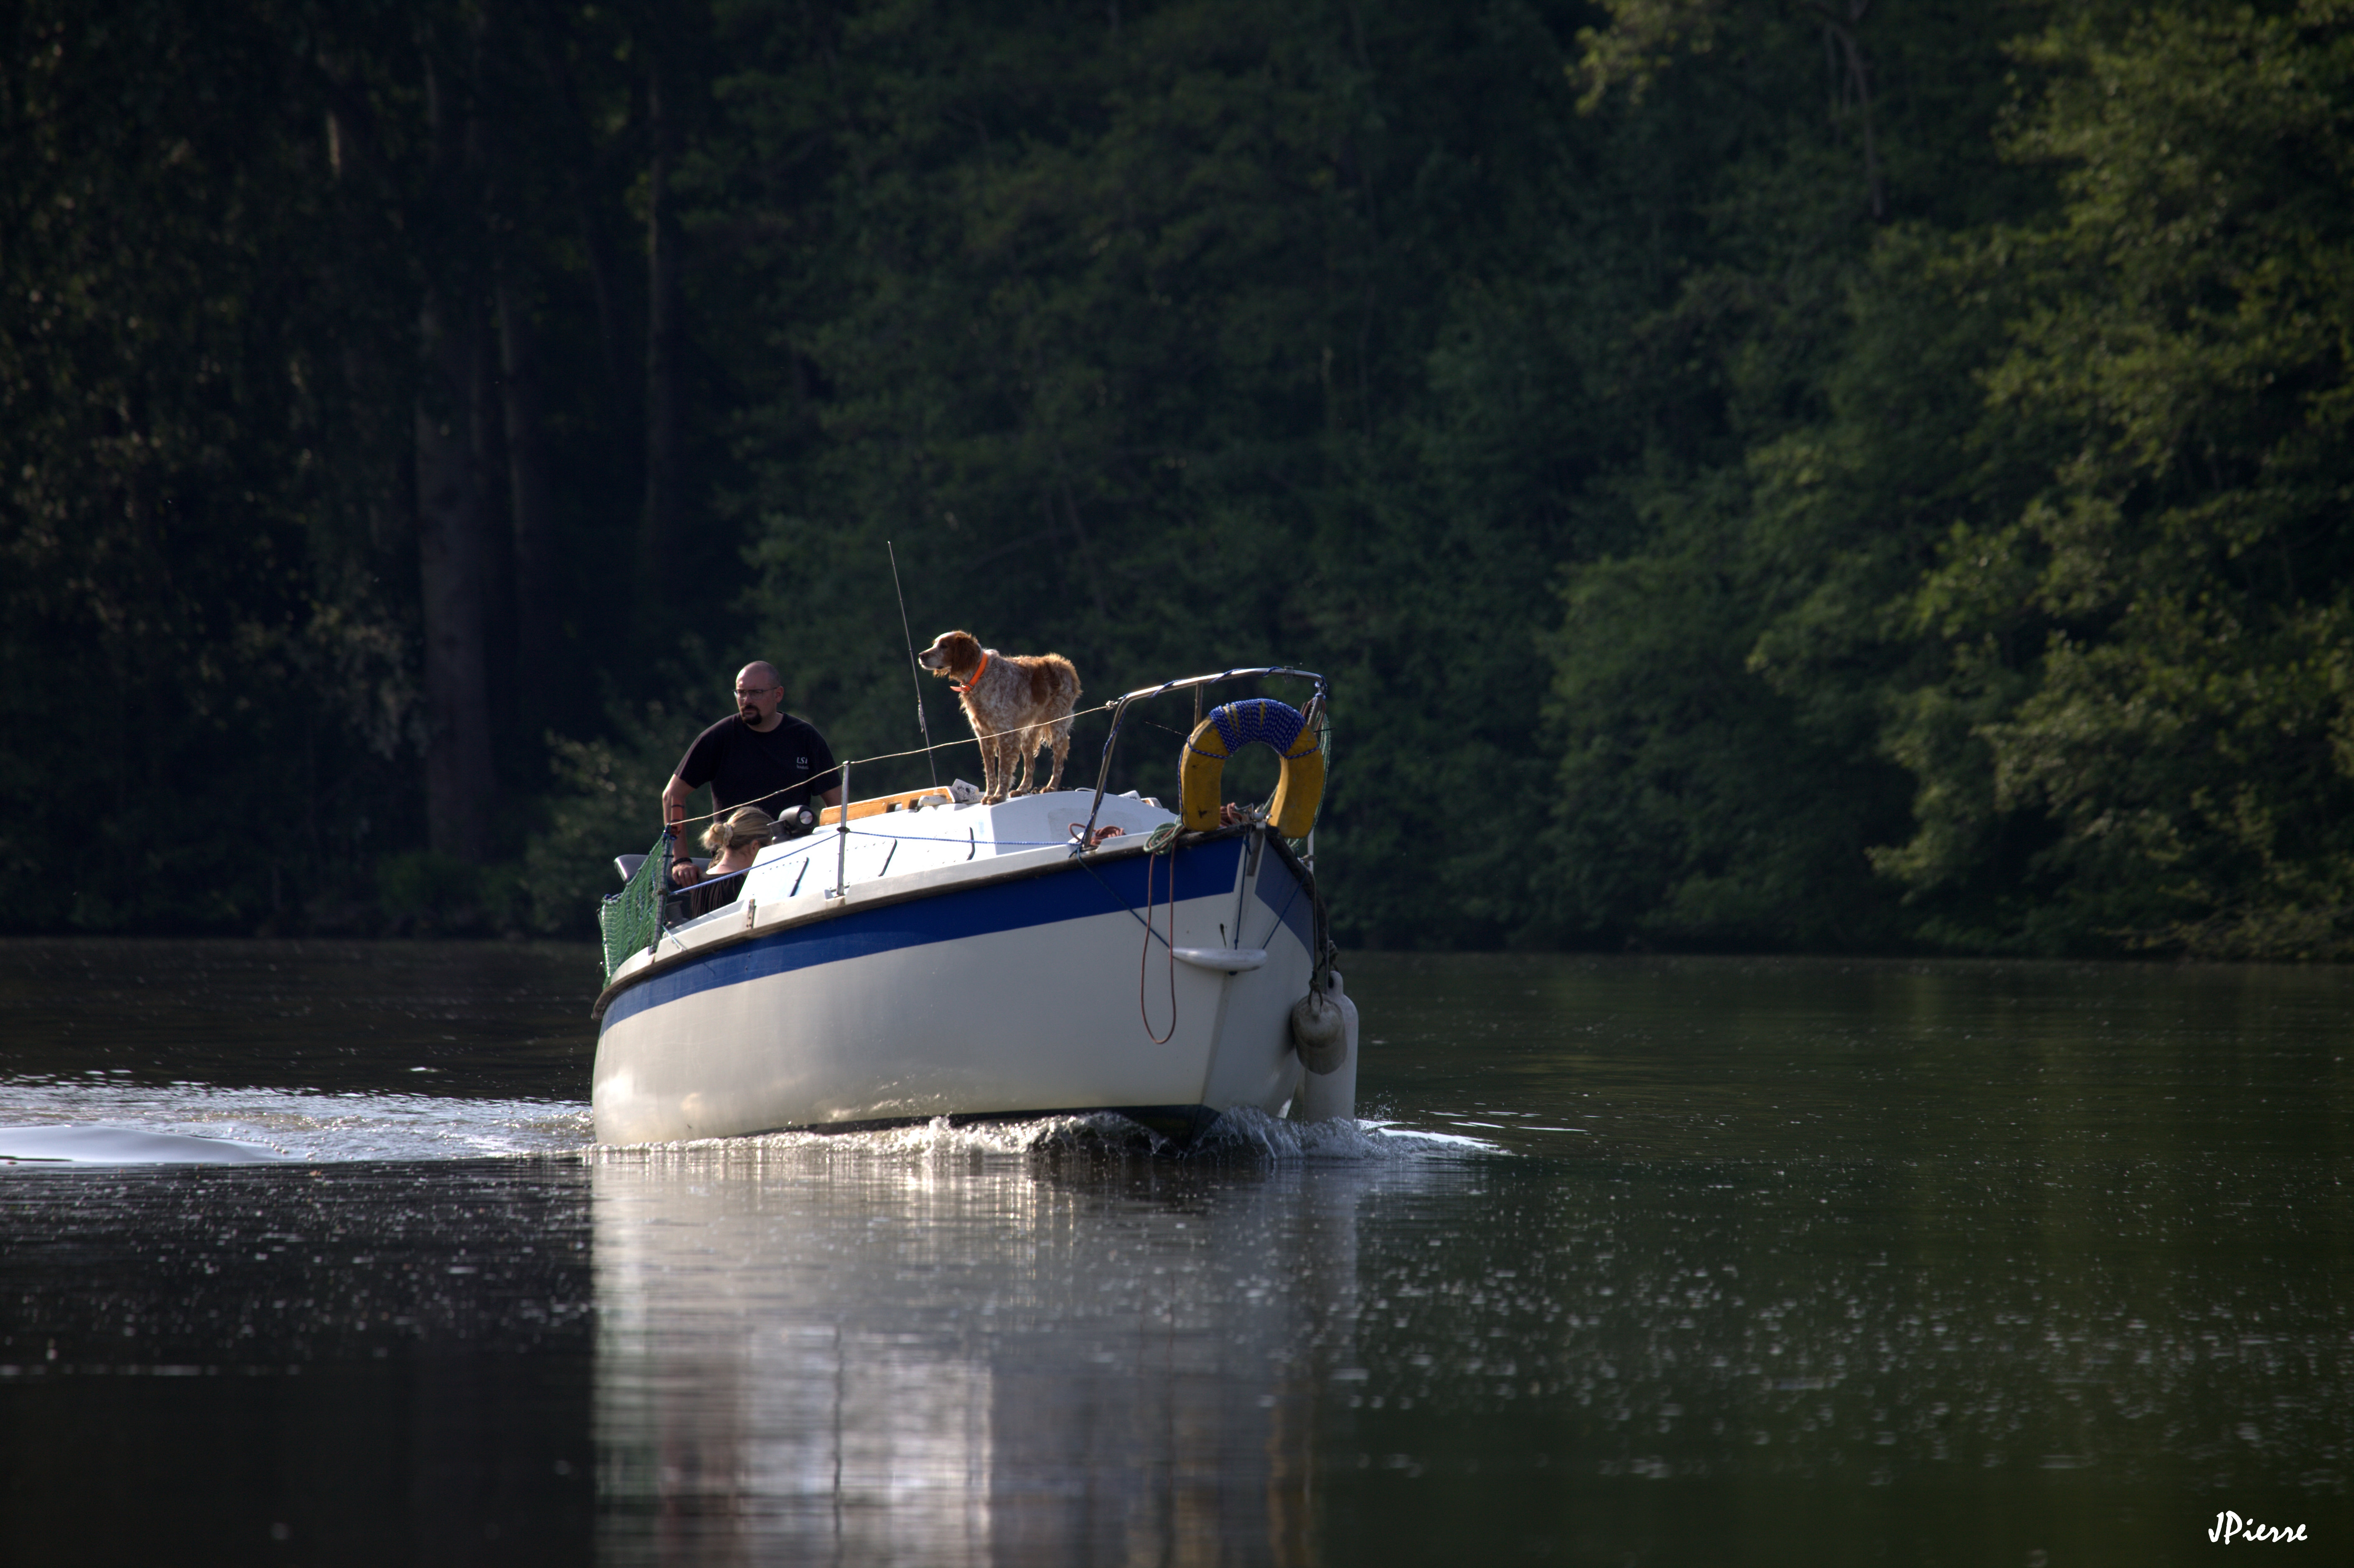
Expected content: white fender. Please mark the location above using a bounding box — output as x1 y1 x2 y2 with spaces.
1292 970 1359 1123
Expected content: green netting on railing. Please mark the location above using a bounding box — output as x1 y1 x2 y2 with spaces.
600 838 669 982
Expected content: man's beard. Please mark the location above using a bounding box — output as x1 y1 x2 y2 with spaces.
741 705 760 723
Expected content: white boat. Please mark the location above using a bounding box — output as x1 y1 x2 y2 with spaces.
589 668 1359 1145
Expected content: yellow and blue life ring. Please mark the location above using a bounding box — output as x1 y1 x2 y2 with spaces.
1178 699 1325 838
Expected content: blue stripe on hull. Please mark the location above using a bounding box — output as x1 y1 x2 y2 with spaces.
602 836 1245 1031
1251 850 1313 954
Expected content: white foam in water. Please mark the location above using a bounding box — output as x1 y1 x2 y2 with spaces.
591 1107 1497 1165
1352 1118 1507 1154
0 1123 286 1165
0 1080 591 1164
1197 1106 1504 1157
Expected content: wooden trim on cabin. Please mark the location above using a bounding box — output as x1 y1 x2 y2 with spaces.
816 788 952 826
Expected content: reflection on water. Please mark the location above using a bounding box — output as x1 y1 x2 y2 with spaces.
588 1117 1428 1566
1 942 2350 1564
0 937 595 1100
0 1157 596 1565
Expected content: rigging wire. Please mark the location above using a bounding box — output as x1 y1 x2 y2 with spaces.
662 697 1122 830
886 541 939 790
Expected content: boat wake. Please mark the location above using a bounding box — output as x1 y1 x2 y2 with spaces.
589 1106 1500 1165
0 1078 591 1165
1197 1107 1504 1158
0 1123 286 1165
0 1083 1492 1169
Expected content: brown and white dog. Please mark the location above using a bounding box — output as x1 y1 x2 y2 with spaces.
917 630 1082 803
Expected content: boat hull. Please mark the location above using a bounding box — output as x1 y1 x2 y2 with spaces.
591 832 1317 1144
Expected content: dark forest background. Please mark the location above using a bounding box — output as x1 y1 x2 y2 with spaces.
6 0 2353 956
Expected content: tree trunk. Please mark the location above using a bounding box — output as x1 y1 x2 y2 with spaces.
1807 1 1884 220
416 288 497 862
496 274 559 701
524 20 633 404
641 55 683 603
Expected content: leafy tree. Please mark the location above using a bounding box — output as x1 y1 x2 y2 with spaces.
703 0 1611 946
10 0 2352 964
0 0 416 930
1881 0 2354 956
1538 0 2041 948
0 0 733 934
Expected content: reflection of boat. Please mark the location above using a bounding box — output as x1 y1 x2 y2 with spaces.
590 669 1359 1145
589 1128 1394 1565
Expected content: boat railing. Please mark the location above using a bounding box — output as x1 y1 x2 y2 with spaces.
1077 666 1328 849
600 664 1330 985
661 865 752 928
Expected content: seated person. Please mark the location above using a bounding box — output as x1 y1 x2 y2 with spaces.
684 807 775 917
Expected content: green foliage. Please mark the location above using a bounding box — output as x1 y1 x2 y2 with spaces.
375 850 526 935
10 0 2354 958
520 698 706 935
1879 0 2354 955
1571 0 1724 113
705 0 1602 945
1543 0 2354 957
0 0 418 933
1539 0 2037 948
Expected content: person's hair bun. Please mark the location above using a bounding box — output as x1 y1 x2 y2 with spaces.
701 806 778 853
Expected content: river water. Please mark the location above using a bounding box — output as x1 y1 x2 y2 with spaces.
0 940 2346 1565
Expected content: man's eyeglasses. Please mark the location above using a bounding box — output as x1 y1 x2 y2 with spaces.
734 686 781 699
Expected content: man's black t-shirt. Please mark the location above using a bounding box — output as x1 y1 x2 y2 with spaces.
676 714 840 823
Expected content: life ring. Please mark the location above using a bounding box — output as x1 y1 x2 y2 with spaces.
1178 699 1325 838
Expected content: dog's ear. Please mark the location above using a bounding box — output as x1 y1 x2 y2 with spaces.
945 631 981 669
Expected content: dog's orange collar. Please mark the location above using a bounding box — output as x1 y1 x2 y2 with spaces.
952 651 989 694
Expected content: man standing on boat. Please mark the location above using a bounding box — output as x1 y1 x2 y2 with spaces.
664 661 842 887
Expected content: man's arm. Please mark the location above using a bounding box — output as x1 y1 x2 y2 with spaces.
661 775 701 885
805 735 843 812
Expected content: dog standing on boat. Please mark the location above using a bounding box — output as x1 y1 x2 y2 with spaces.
917 631 1081 803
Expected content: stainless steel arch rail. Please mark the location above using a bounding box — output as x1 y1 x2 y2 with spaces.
1076 666 1330 851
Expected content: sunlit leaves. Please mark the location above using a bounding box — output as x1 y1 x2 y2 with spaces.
1879 0 2354 954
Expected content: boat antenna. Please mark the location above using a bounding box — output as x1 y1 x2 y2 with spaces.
887 540 938 788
